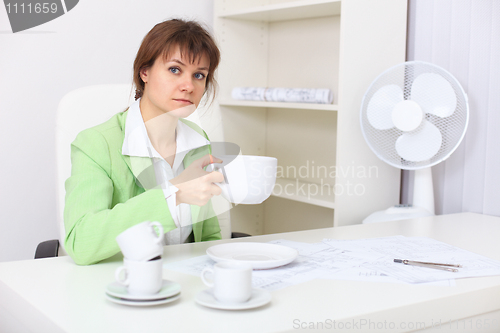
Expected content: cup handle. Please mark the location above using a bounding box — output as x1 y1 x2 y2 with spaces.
212 165 236 204
150 221 164 244
215 165 230 185
205 162 219 172
201 267 214 288
207 163 228 185
115 266 129 286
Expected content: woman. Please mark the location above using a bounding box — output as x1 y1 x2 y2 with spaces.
64 19 224 265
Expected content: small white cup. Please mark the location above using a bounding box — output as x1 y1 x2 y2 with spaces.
211 155 277 204
201 262 253 304
116 221 164 261
115 257 163 295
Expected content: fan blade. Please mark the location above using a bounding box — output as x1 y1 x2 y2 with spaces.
366 84 403 130
395 120 442 162
410 73 457 118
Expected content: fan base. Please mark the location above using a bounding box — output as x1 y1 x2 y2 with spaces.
362 204 433 224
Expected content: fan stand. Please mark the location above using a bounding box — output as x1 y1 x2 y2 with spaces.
413 167 435 215
362 167 435 224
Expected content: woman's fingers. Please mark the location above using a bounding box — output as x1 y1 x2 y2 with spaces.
206 169 225 183
200 154 223 168
211 155 223 164
172 154 226 206
211 183 222 196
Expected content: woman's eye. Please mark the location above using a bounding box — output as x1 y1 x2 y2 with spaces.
169 67 180 74
194 73 206 80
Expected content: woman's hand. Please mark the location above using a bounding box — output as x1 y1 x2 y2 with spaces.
170 154 224 206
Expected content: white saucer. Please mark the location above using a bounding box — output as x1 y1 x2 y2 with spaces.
106 279 181 301
105 293 181 307
207 242 298 269
195 288 271 310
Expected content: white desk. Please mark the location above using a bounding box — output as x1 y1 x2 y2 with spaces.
1 213 500 333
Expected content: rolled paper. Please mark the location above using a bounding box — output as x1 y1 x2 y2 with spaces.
232 87 333 104
231 87 266 101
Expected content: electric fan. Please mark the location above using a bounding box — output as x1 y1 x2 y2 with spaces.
360 61 469 223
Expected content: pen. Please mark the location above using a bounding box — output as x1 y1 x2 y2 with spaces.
394 259 461 272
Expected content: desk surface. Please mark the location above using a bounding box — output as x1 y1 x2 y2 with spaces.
1 212 500 333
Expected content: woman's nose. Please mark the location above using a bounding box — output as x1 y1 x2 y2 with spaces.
180 76 194 92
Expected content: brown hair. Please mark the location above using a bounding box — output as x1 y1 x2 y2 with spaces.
133 19 220 102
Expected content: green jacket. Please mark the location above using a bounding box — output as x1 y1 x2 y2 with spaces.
64 110 221 265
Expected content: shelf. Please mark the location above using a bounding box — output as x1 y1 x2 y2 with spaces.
271 178 335 209
218 0 341 22
219 99 338 111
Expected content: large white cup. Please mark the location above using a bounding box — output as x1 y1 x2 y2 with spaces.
201 262 253 304
116 221 164 261
115 257 163 295
211 155 277 204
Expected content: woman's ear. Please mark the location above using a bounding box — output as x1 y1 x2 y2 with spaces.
140 67 149 83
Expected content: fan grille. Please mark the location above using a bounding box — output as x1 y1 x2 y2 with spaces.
360 61 469 170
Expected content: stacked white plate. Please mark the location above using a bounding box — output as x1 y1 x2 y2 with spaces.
195 288 271 310
206 242 298 269
105 280 181 306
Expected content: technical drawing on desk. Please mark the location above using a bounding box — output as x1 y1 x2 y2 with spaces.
163 237 500 290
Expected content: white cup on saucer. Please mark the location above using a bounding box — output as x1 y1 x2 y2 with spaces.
115 257 163 296
116 221 164 261
210 155 277 205
201 262 253 304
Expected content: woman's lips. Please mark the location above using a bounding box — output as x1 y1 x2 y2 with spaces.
173 99 192 104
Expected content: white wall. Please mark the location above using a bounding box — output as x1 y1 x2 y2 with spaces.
0 0 214 262
406 0 500 217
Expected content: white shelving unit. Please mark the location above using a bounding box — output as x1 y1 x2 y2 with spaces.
273 178 335 209
218 0 342 21
219 100 338 111
213 0 407 235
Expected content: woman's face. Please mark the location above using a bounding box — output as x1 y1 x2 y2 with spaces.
140 46 210 119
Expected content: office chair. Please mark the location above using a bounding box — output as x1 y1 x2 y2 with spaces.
35 84 247 259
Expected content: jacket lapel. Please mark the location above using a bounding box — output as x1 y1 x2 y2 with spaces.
118 111 159 190
121 153 157 190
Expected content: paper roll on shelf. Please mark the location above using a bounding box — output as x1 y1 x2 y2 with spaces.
231 87 333 104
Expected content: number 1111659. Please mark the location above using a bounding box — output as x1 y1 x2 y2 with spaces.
5 3 58 14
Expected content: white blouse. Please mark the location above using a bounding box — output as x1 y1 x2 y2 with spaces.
121 99 210 244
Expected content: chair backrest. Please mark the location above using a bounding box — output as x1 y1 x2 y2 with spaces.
56 84 231 255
